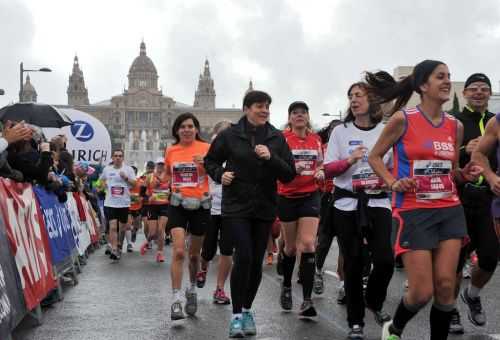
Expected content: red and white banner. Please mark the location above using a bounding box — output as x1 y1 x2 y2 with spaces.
0 179 56 311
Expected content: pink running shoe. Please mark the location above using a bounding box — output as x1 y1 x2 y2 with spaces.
213 288 231 305
140 241 149 256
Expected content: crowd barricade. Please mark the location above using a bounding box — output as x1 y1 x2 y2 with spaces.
0 178 101 340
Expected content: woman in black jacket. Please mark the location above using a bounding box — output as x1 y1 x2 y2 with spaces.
204 90 296 338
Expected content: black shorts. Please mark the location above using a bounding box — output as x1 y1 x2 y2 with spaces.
392 205 467 257
166 205 210 236
129 209 141 218
148 204 169 220
277 191 321 222
141 205 150 218
105 206 129 224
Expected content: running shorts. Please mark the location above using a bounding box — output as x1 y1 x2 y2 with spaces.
166 205 209 236
147 204 169 220
277 191 321 222
105 207 129 224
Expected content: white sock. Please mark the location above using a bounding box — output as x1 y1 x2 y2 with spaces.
125 230 132 244
172 289 182 302
468 283 481 298
232 313 242 320
242 308 251 314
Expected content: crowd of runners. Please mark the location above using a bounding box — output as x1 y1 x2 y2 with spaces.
94 60 500 340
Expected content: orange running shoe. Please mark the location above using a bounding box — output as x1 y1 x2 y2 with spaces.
266 253 273 265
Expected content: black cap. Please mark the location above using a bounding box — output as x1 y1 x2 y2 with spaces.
146 161 155 169
465 73 491 89
288 101 309 114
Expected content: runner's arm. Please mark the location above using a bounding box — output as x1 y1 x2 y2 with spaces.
368 111 406 188
204 133 227 184
472 117 498 184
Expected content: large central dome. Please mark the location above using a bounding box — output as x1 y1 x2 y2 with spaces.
128 41 158 90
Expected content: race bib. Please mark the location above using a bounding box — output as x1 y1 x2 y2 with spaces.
413 160 454 200
111 186 125 197
172 162 199 187
352 167 384 193
293 149 318 176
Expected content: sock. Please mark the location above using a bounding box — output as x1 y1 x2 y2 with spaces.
430 303 454 340
300 252 315 300
125 230 132 244
282 254 296 288
468 283 481 298
242 308 251 314
391 298 422 335
232 313 242 320
172 288 182 302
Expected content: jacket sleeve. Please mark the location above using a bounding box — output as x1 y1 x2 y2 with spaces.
266 136 296 183
36 151 53 185
204 133 227 184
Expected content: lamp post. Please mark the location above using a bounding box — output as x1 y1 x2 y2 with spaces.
321 111 343 120
19 62 52 102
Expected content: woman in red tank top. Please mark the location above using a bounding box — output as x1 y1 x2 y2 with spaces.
366 61 482 340
277 101 324 318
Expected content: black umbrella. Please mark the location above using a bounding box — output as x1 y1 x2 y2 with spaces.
0 102 73 128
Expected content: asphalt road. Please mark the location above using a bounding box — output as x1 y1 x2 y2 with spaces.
12 236 500 340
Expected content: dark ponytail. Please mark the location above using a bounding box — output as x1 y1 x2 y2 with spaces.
365 60 445 115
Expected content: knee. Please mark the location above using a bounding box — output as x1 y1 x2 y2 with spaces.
298 238 316 254
173 248 185 262
284 245 297 257
434 277 455 300
408 285 434 306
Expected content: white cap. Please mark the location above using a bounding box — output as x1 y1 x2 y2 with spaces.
155 157 165 164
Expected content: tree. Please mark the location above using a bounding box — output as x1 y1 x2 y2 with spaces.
449 92 460 115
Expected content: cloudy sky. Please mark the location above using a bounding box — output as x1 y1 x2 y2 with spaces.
1 0 500 127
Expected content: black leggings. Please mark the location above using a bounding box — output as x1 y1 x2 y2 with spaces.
458 203 499 273
201 215 233 261
316 192 337 270
335 207 394 327
226 217 272 314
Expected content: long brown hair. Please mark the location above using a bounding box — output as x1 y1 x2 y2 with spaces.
343 82 383 126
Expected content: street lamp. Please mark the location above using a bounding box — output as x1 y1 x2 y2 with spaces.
321 111 343 120
19 62 52 102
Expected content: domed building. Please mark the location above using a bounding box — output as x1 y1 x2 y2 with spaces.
55 41 243 168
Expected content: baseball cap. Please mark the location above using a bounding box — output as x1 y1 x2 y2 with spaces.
288 101 309 114
465 73 491 89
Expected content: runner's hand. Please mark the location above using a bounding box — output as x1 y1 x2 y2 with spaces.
348 146 367 165
255 145 271 160
314 169 325 182
222 171 235 186
462 161 483 182
465 137 481 155
119 171 128 181
295 162 306 174
390 178 417 192
488 175 500 196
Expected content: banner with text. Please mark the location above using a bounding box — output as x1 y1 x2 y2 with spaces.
33 187 77 265
66 193 91 256
0 218 26 337
0 179 56 311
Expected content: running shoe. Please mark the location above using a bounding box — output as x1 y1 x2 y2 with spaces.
109 250 120 262
127 243 133 253
298 299 317 318
213 288 231 305
313 271 324 295
449 308 464 335
266 253 273 265
105 244 112 256
366 306 391 326
185 289 198 316
381 321 401 340
348 324 364 339
196 270 207 288
229 318 244 338
156 252 165 263
140 241 149 256
242 311 256 335
280 284 293 311
337 284 346 305
461 287 486 326
276 252 284 276
171 301 185 320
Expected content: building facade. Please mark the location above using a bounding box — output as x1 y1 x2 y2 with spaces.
53 41 243 168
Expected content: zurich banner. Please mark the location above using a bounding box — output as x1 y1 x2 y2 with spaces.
33 187 77 265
